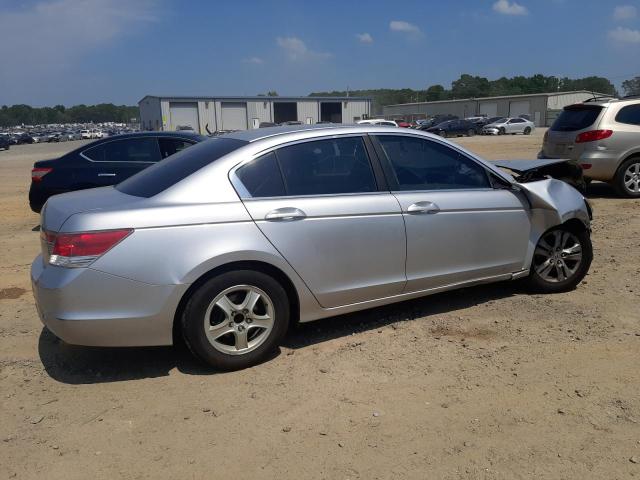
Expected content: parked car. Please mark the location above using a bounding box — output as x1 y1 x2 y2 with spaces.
0 135 10 151
396 120 412 128
28 132 205 212
80 130 92 139
539 96 640 197
482 117 535 135
31 125 593 370
423 119 479 137
357 119 398 127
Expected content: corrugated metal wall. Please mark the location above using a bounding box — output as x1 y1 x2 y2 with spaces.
247 101 272 128
297 101 319 124
139 97 162 131
547 92 594 110
343 100 370 123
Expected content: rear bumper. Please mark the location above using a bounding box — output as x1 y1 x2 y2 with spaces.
31 255 189 347
539 150 620 181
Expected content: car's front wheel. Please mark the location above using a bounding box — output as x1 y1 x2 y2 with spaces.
181 270 290 370
524 127 532 135
526 225 592 293
498 127 505 135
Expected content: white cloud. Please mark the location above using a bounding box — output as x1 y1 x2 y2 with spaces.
276 36 331 62
355 32 374 44
609 26 640 43
492 0 528 15
0 0 157 98
613 5 637 21
244 57 264 65
389 20 421 34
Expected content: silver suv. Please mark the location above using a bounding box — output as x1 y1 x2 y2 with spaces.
540 96 640 197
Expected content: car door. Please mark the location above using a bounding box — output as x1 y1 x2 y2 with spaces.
509 118 525 133
81 137 162 186
372 133 531 292
235 135 407 308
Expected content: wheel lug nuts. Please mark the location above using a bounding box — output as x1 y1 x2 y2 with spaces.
228 322 234 327
247 318 253 324
238 325 244 332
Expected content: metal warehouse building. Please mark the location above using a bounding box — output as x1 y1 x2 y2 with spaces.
139 95 372 134
382 90 603 127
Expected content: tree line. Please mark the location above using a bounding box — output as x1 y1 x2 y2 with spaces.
2 74 638 127
311 73 624 114
0 104 139 128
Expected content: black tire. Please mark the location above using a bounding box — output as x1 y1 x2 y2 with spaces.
467 129 475 137
181 270 290 371
613 156 640 198
439 130 447 138
498 127 505 135
524 127 532 135
525 225 592 293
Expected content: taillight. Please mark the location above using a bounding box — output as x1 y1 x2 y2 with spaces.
43 229 132 268
32 167 53 182
575 130 613 143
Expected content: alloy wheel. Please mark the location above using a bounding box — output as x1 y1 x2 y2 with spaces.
533 230 583 283
623 161 640 194
203 285 275 355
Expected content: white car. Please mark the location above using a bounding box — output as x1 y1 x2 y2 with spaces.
482 117 535 135
80 130 92 139
357 119 398 127
91 129 104 139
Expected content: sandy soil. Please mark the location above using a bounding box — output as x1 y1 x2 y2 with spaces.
1 130 639 479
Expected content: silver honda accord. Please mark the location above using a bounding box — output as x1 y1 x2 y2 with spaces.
31 125 593 370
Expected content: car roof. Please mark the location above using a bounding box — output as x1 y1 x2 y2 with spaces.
93 131 207 143
223 124 405 143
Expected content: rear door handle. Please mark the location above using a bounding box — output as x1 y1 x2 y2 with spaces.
98 173 117 177
264 207 307 221
407 201 440 214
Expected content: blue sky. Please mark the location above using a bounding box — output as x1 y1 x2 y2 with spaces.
1 0 639 106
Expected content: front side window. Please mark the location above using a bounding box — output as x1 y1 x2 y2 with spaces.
83 137 161 163
615 105 640 126
158 138 195 159
376 135 490 191
275 137 377 196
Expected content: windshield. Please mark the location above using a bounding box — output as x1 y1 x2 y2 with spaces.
551 105 602 132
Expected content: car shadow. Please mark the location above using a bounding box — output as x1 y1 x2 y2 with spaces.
584 181 619 199
39 281 519 385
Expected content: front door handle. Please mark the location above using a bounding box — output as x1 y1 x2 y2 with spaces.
264 207 307 221
98 173 117 177
407 201 440 214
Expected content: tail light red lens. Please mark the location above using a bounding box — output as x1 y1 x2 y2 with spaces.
575 130 613 143
32 167 53 182
43 229 132 267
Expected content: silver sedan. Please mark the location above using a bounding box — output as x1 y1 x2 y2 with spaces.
31 125 592 370
482 117 535 135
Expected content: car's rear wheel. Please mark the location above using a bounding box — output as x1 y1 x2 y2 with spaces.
439 130 447 138
181 270 290 370
613 156 640 198
467 129 475 137
526 225 592 293
524 127 532 135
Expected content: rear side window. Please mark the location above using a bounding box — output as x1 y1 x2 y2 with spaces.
236 152 286 197
158 138 195 159
276 137 377 196
615 105 640 126
376 135 490 191
116 138 246 198
551 106 602 132
83 138 162 163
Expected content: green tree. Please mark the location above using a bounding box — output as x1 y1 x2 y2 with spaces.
622 76 640 96
425 84 447 101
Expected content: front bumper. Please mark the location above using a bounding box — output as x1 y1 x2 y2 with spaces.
482 128 499 135
31 255 188 347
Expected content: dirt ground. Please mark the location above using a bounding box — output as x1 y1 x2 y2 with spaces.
1 130 639 479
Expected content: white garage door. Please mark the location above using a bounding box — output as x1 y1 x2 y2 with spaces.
479 102 498 117
221 102 248 130
509 100 530 118
169 102 200 132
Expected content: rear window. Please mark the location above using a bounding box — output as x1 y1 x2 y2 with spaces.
116 137 246 198
551 105 602 132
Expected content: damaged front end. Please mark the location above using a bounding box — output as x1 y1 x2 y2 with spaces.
493 158 586 193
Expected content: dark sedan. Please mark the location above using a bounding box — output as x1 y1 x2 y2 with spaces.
0 136 10 151
423 119 479 138
29 131 206 212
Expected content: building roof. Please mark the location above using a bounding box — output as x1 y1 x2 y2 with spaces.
384 90 607 107
139 95 372 104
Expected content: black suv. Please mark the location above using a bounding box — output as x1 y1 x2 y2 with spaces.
29 132 206 212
